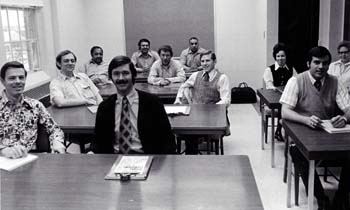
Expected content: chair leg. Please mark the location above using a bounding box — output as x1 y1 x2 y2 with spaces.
176 137 182 154
264 115 268 144
323 166 328 182
294 164 299 206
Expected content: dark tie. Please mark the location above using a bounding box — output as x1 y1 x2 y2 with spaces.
203 72 209 81
314 80 321 91
119 96 132 154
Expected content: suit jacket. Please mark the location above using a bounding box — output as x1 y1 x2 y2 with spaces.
92 90 176 154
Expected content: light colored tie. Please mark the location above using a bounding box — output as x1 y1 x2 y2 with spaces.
119 96 132 154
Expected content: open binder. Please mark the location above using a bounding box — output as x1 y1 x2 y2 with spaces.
321 120 350 134
105 156 153 181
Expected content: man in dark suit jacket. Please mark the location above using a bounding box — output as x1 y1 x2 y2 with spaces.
92 55 176 154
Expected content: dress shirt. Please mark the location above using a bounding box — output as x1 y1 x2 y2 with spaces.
0 91 64 151
263 62 297 89
80 60 111 87
176 69 231 105
280 71 350 111
180 47 206 69
113 88 142 153
50 72 101 105
328 60 350 91
148 59 186 85
131 50 160 71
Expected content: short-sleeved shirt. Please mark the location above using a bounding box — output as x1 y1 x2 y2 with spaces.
80 60 111 87
0 91 64 151
50 72 101 105
180 47 206 69
328 59 350 92
147 59 186 85
131 50 160 71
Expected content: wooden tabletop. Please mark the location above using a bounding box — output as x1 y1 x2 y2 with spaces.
283 120 350 160
47 104 227 135
256 89 282 109
1 154 264 210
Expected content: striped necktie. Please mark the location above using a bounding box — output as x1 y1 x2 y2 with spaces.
119 96 132 154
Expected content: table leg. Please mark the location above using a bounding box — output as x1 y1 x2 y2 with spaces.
271 109 275 168
220 137 224 155
308 160 315 210
261 107 265 150
287 151 292 208
283 134 289 183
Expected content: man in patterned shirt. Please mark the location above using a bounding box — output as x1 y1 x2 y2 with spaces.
0 61 66 158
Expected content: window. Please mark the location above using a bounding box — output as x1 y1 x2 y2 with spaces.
1 6 40 72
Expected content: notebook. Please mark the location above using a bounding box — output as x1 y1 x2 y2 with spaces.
321 120 350 134
0 154 38 171
164 105 191 116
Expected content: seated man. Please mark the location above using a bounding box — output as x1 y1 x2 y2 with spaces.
50 50 103 107
174 51 230 154
131 38 160 72
180 37 206 72
79 46 112 88
92 55 176 154
148 45 186 86
0 61 66 158
280 46 350 210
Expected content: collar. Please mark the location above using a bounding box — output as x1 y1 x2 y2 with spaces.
89 59 105 65
161 59 173 69
116 88 139 105
187 47 204 55
334 59 350 66
0 90 32 111
202 69 217 79
57 71 81 81
136 50 153 57
274 62 289 70
307 71 325 85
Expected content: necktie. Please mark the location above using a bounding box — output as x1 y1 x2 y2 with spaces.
203 72 209 81
119 96 132 154
314 80 321 91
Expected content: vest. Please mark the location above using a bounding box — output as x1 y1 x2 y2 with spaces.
295 72 341 119
269 64 293 86
192 70 222 104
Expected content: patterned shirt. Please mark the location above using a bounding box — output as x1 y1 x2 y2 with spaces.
131 50 160 71
328 59 350 92
0 91 64 151
79 60 112 87
148 59 186 85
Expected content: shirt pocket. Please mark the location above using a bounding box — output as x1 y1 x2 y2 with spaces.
78 82 96 100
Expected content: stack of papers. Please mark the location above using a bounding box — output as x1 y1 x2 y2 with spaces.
87 105 98 113
164 105 191 116
321 120 350 134
0 154 38 171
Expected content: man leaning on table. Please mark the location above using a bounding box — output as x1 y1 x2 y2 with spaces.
280 46 350 210
0 61 66 158
92 55 176 154
174 50 230 154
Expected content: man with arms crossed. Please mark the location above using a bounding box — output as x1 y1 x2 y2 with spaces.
92 56 176 154
280 46 350 210
0 61 66 158
180 37 206 72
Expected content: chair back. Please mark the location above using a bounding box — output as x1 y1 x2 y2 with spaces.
31 123 51 153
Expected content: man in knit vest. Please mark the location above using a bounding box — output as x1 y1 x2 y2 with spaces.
280 46 350 210
174 50 230 154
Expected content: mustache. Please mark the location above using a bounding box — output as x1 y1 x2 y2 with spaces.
115 80 128 84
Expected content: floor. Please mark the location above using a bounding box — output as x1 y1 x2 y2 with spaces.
67 103 340 210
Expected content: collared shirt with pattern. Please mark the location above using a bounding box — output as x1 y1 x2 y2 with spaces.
131 50 160 71
80 60 111 87
180 47 206 69
0 91 64 151
328 59 350 92
50 72 101 105
148 59 186 85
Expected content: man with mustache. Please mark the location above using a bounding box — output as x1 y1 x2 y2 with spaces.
92 55 176 154
131 39 160 72
280 46 350 210
0 61 66 158
148 45 186 86
80 46 111 88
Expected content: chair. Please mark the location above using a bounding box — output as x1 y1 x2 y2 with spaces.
30 123 51 153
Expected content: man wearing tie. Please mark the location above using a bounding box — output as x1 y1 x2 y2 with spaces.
92 55 176 154
280 46 350 210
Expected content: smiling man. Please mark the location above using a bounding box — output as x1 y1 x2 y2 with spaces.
131 39 160 72
280 46 350 210
92 55 176 154
0 61 66 158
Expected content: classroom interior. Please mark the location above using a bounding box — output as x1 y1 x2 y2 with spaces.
0 1 349 210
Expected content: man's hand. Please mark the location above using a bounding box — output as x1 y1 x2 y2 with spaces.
159 79 171 86
0 145 27 159
143 66 151 72
51 141 66 154
330 115 347 128
174 98 182 104
306 115 322 129
85 99 96 105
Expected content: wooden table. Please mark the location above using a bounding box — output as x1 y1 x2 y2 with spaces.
283 120 350 210
1 154 264 210
256 89 282 168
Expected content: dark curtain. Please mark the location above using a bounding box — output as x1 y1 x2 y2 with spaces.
344 0 350 40
279 0 319 73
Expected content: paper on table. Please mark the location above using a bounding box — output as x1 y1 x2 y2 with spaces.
0 154 38 171
164 105 191 116
87 105 98 113
114 156 149 174
321 120 350 134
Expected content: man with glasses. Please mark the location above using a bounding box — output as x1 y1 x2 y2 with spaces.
180 37 206 72
328 40 350 92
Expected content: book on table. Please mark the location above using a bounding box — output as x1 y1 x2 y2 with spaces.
164 105 191 116
0 154 38 171
321 120 350 134
105 155 153 181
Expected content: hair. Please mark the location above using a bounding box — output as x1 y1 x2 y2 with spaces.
199 50 216 62
307 46 332 64
108 55 137 84
90 46 103 56
138 38 150 49
272 43 288 60
0 61 27 80
158 45 173 57
56 50 77 69
189 37 199 43
337 40 350 51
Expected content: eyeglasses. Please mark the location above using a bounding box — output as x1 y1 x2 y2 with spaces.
338 51 349 55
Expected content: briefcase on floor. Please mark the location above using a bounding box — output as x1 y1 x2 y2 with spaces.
231 82 257 104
